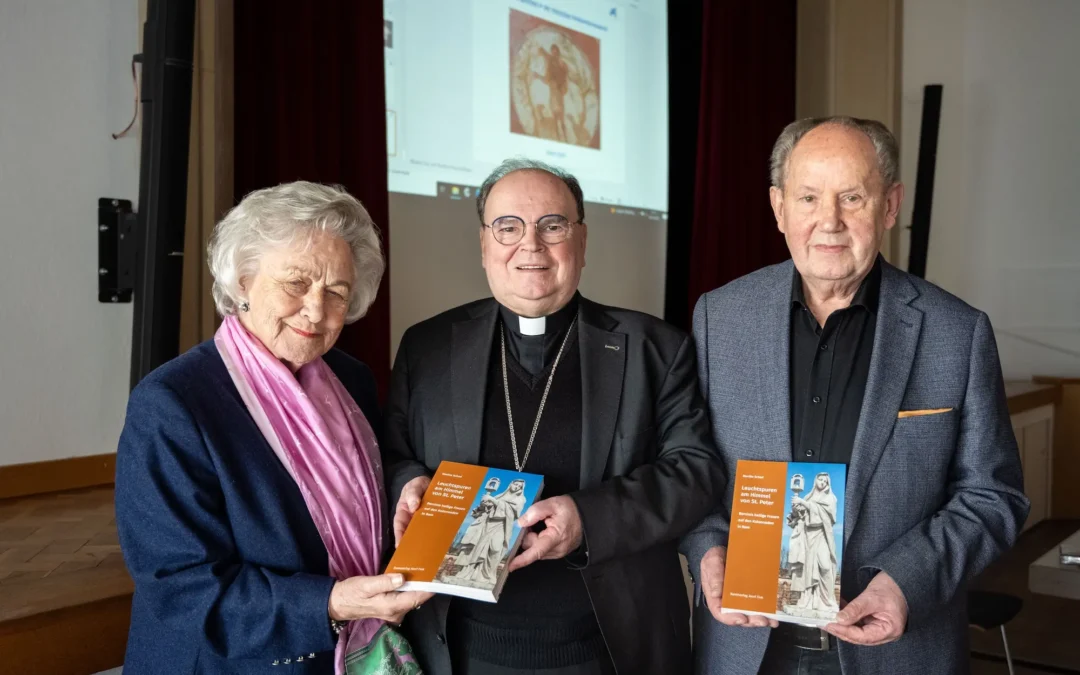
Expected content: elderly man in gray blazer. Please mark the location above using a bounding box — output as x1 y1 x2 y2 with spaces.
682 116 1029 674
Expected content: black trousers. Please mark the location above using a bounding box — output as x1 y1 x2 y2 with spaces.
758 632 843 675
447 630 616 675
451 659 616 675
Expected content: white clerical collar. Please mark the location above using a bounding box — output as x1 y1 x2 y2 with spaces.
518 315 546 336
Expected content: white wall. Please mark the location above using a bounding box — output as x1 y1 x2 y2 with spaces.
0 0 140 466
900 0 1080 379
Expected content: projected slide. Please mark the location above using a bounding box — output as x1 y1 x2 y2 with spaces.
384 0 667 214
386 0 669 356
508 9 601 150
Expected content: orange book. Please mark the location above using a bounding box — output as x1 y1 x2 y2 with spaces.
387 461 544 602
721 459 846 626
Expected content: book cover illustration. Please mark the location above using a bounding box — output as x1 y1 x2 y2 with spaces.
721 459 846 626
387 461 543 602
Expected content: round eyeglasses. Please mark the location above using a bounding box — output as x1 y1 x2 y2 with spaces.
484 214 580 245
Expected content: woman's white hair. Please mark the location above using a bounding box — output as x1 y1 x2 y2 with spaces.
207 181 385 323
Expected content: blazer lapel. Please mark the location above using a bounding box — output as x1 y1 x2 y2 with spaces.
844 264 923 540
759 261 795 461
450 301 498 465
578 299 625 487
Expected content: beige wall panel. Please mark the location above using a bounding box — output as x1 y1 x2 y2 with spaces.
795 0 903 262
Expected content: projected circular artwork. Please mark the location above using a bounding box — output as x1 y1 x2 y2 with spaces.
510 24 600 149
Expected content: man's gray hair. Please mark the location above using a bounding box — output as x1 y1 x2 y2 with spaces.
476 158 585 224
207 181 385 323
769 116 900 190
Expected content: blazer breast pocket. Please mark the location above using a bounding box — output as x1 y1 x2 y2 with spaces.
890 407 959 476
897 407 953 419
894 407 958 432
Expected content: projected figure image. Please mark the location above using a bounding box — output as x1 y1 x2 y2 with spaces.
509 9 600 149
781 471 840 620
435 478 528 588
542 44 570 140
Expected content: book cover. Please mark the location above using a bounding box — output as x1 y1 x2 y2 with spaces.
387 461 544 602
721 459 846 627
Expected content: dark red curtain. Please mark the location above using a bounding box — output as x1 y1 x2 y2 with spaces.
234 0 391 400
666 0 796 329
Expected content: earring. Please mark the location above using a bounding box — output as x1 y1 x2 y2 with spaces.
239 301 250 312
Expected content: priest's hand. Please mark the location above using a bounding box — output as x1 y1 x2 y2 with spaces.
508 495 583 572
393 476 431 547
825 571 908 645
700 546 779 628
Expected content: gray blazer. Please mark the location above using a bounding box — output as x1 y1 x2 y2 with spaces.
681 260 1029 674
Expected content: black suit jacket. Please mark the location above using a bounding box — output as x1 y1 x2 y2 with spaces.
384 296 725 675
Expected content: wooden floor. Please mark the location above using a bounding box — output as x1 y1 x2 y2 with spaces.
0 486 122 585
0 486 132 675
0 486 130 619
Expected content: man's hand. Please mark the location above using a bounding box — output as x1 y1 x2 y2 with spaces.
328 574 434 624
393 476 431 547
508 496 583 572
700 546 778 628
825 571 908 645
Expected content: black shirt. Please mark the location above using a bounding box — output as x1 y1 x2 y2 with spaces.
789 259 881 464
498 294 580 377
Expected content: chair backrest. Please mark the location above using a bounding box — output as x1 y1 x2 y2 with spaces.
967 590 1023 630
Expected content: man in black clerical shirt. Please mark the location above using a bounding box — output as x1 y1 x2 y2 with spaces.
384 158 724 675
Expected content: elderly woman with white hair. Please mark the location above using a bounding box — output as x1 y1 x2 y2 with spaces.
115 181 430 675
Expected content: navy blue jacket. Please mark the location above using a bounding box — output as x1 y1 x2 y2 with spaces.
116 340 383 674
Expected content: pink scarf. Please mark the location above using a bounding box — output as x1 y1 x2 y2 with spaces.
215 316 385 674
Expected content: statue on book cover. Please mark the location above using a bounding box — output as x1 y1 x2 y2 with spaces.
784 472 840 618
448 478 527 585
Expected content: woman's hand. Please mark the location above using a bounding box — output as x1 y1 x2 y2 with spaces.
328 574 434 624
393 476 432 546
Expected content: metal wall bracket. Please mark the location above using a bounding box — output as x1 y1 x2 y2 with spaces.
98 198 138 303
